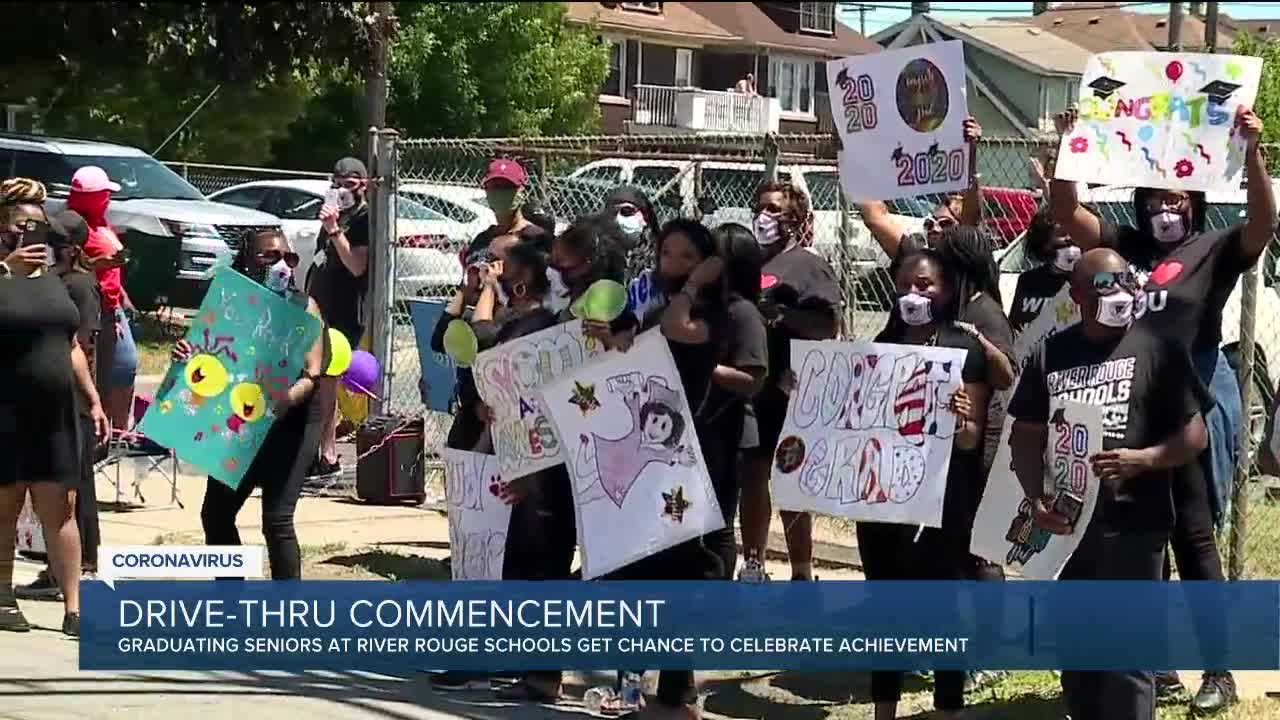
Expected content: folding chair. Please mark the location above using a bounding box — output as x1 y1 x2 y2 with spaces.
93 395 183 508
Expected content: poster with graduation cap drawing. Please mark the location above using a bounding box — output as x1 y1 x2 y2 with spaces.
827 40 969 202
1054 51 1262 192
540 330 724 580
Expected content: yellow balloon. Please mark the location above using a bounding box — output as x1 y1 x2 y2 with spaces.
443 319 479 368
326 328 353 376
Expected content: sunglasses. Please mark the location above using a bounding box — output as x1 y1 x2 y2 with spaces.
257 250 300 268
334 177 363 191
923 215 957 233
614 204 640 217
1091 270 1138 294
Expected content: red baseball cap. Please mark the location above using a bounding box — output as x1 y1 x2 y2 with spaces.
481 158 527 188
71 166 121 194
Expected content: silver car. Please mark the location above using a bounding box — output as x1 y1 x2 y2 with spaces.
0 134 281 308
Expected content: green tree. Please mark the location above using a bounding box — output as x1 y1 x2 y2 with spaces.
1233 32 1280 158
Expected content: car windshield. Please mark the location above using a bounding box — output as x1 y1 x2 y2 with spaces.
396 196 448 222
30 153 205 201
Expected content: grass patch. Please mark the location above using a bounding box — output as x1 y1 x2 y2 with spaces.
132 312 187 376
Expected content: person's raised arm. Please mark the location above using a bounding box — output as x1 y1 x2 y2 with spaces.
1048 108 1104 250
661 257 720 345
856 200 909 261
960 117 983 228
472 261 501 325
1237 108 1277 261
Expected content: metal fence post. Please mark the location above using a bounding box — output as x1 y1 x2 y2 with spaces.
367 128 400 417
1230 263 1259 580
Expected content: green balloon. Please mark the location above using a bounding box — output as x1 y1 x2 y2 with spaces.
572 279 628 322
443 319 479 367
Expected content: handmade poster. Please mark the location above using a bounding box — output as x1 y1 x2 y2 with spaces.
15 496 44 555
828 40 969 202
1014 284 1080 364
443 449 513 581
137 268 322 488
1055 51 1262 192
970 400 1103 580
473 319 607 479
770 340 967 528
541 330 723 579
406 298 459 412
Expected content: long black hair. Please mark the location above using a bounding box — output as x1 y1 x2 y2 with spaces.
554 213 627 292
938 224 1002 310
504 239 551 298
714 222 762 303
1024 206 1058 264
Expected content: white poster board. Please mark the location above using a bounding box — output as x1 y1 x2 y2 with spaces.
15 495 44 555
473 319 607 480
971 400 1103 579
770 340 967 528
541 330 724 579
443 449 513 581
1054 51 1262 192
828 40 969 202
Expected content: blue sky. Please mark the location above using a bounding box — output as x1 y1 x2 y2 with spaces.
841 2 1280 36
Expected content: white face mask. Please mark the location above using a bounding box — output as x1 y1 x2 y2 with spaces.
1053 246 1081 272
615 212 646 242
1096 291 1134 327
1152 210 1187 244
898 292 934 326
754 212 781 247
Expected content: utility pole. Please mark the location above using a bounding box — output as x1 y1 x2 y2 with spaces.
911 1 930 16
1168 1 1183 51
1032 1 1050 15
859 5 866 36
1204 0 1220 52
364 1 394 164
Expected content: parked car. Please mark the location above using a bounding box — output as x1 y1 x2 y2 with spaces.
0 133 282 309
399 181 497 239
888 186 1039 247
209 179 467 299
994 182 1280 436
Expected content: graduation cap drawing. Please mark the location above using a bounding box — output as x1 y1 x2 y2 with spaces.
1200 80 1242 105
1089 76 1125 99
836 67 851 87
1050 407 1069 429
927 142 940 156
891 145 905 162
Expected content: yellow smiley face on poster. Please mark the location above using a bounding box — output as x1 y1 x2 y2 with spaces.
184 354 230 398
229 383 267 423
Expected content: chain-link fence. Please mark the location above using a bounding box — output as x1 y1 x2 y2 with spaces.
177 135 1280 578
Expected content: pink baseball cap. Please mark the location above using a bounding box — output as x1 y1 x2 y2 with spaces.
481 158 527 188
70 166 121 194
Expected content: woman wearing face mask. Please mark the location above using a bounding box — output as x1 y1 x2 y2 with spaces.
1051 107 1273 713
738 181 840 584
863 247 990 720
170 230 325 581
66 166 137 434
1007 207 1084 335
468 242 578 704
550 214 634 349
604 219 728 720
0 178 107 636
606 185 660 280
17 211 106 601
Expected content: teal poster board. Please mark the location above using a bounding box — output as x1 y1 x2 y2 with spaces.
137 268 322 488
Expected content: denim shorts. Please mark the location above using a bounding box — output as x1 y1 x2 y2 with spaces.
109 306 138 386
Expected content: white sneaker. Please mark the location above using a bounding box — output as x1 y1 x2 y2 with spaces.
737 557 770 582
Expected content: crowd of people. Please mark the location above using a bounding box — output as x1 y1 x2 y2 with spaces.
0 102 1274 720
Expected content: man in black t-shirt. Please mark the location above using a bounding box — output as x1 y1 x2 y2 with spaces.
306 157 370 481
1008 248 1210 720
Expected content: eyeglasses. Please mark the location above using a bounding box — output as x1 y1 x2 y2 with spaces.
1092 270 1138 294
923 215 957 233
257 250 300 268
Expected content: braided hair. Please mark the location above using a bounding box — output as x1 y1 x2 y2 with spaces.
937 224 1002 310
0 178 48 222
754 180 815 248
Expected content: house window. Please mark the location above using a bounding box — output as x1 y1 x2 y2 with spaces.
675 49 693 88
799 2 835 34
621 2 661 13
1065 79 1080 105
604 39 627 97
769 57 815 115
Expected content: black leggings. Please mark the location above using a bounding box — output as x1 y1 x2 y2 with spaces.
201 406 321 580
1163 464 1229 671
856 521 969 711
503 469 577 687
77 415 100 571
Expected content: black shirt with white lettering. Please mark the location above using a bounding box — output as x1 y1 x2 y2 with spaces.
1009 265 1070 336
1105 221 1254 355
1009 324 1211 530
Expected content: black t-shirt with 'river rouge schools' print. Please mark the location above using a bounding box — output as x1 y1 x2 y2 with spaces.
1009 264 1071 336
1104 221 1254 355
1009 324 1211 531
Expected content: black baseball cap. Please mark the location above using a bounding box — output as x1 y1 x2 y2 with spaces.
49 210 89 248
334 157 368 179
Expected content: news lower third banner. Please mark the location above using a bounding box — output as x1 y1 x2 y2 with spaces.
80 581 1280 672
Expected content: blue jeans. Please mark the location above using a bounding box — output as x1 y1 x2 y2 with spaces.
1192 348 1241 528
110 307 138 386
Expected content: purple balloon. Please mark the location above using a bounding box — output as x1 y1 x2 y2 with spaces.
342 350 380 398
